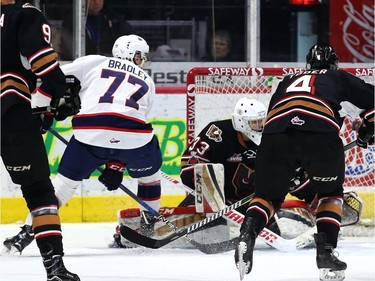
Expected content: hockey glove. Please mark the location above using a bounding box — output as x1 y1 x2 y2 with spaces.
50 75 82 121
98 161 126 191
357 118 374 148
289 167 307 191
38 112 54 134
289 167 316 204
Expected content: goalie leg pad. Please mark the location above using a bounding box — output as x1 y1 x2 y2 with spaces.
342 190 363 227
194 163 225 213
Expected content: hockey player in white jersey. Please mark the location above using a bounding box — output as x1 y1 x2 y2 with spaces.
3 34 162 254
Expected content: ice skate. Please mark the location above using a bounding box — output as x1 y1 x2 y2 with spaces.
235 217 258 280
314 233 347 281
3 224 34 255
139 211 156 237
108 225 137 248
42 243 80 281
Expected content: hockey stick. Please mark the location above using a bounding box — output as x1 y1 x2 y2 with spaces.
48 127 254 251
161 172 298 252
119 193 254 249
343 140 357 151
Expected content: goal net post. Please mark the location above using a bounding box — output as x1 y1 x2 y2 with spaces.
186 67 374 236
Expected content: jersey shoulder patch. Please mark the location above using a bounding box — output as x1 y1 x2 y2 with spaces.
205 124 223 142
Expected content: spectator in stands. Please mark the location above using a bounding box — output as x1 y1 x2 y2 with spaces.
60 0 133 60
202 29 237 62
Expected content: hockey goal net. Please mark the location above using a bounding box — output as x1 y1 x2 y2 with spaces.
186 67 374 236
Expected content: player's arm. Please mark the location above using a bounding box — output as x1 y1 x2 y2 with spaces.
21 6 81 123
342 72 374 148
19 6 66 98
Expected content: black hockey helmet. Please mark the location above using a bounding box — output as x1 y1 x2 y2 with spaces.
306 44 339 70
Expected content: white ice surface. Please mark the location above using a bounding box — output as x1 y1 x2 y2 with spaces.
0 223 374 281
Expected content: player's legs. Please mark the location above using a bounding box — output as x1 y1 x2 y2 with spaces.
8 136 99 253
1 106 63 254
302 132 345 247
302 133 346 280
1 105 79 279
249 133 295 230
236 133 293 276
124 136 163 236
125 135 163 209
58 135 105 180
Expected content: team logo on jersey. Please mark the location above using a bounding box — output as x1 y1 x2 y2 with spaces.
291 116 305 126
205 124 222 142
227 153 242 162
110 138 120 143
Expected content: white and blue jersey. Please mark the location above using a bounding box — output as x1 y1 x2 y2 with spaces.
61 55 156 149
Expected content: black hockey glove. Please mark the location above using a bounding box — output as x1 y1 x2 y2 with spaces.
289 167 307 191
357 118 374 149
98 161 126 191
50 75 82 121
289 167 316 204
38 112 54 134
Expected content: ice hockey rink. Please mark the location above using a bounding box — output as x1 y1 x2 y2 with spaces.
0 223 374 281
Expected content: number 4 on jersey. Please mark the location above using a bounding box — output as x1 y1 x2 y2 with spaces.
286 75 316 94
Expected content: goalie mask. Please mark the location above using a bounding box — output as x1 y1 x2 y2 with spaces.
232 98 266 145
112 34 150 68
306 44 339 70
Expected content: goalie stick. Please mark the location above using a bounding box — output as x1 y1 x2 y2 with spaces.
161 172 298 252
48 128 254 252
119 193 254 249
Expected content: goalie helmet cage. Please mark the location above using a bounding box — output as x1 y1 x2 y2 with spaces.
186 67 374 237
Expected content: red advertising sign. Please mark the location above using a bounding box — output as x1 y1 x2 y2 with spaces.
330 0 374 63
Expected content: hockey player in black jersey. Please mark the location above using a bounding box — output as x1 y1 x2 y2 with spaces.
1 1 80 280
235 44 374 281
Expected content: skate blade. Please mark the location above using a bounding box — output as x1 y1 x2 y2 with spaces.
319 268 345 281
236 241 250 281
8 246 22 255
1 245 21 256
1 245 11 255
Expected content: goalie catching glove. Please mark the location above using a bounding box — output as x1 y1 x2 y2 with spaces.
99 161 126 191
356 118 374 149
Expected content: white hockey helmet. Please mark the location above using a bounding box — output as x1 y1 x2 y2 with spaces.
232 98 267 145
112 34 150 68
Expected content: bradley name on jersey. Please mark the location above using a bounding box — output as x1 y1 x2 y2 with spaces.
108 59 148 81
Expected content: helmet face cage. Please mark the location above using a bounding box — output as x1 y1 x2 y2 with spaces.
112 35 150 68
306 44 339 70
232 98 267 145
